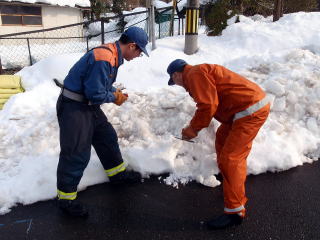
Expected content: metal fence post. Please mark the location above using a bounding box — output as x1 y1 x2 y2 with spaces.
101 19 105 44
147 0 156 50
182 18 184 35
170 0 177 36
86 36 89 52
0 10 152 70
26 38 33 65
147 0 151 42
150 1 156 50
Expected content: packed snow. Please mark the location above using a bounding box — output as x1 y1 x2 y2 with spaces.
175 0 214 11
0 12 320 214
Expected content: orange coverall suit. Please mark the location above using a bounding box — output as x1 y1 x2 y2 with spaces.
182 64 270 216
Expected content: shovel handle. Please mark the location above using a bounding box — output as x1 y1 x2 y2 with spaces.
174 136 195 143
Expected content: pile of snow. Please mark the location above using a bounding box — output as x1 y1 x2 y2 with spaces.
175 0 213 11
0 12 320 214
155 0 171 8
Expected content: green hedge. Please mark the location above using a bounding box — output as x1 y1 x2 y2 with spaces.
204 0 318 36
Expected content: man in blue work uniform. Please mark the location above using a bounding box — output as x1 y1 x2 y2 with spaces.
56 26 149 217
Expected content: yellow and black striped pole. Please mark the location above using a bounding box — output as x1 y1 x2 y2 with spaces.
184 0 199 55
185 7 199 35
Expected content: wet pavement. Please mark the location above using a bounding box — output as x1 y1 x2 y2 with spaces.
0 160 319 240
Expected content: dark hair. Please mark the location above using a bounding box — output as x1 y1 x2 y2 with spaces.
119 34 133 44
119 34 141 51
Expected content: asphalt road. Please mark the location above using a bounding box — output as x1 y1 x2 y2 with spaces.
0 160 319 240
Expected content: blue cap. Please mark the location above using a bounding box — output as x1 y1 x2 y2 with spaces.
167 59 187 85
122 26 149 57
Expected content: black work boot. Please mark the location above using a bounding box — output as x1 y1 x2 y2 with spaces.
214 173 223 182
206 214 243 230
109 170 142 184
58 199 88 218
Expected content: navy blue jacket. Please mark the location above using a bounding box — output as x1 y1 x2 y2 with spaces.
63 42 124 105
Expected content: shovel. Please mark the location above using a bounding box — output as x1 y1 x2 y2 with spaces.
174 136 195 143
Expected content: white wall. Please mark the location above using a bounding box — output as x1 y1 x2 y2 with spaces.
0 4 84 38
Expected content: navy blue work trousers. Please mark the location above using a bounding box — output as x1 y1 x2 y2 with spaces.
56 95 123 193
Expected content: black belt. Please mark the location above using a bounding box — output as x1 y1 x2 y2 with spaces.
54 79 92 105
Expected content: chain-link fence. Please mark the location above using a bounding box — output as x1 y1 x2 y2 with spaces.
0 7 174 73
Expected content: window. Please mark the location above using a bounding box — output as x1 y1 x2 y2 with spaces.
1 4 42 26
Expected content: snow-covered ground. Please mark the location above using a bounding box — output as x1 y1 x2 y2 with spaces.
0 12 320 214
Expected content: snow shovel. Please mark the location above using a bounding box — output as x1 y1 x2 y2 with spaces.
174 136 195 143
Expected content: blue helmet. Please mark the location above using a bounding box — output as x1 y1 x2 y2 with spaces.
167 59 187 85
122 26 149 57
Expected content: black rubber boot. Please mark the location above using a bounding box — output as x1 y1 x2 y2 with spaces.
58 199 88 218
109 171 142 184
206 214 243 230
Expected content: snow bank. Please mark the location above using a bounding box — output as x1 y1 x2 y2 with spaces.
0 12 319 214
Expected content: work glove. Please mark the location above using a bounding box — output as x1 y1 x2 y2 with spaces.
181 125 197 140
115 88 124 93
113 90 128 106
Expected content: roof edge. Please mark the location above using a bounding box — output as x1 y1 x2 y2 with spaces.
0 1 91 9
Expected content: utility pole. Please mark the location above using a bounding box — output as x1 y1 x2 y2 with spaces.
184 0 199 55
146 0 156 50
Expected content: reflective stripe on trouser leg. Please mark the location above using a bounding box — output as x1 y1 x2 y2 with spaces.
57 190 77 200
56 97 93 193
105 162 126 177
216 124 245 215
92 116 125 176
224 205 245 217
216 125 249 212
217 104 270 214
224 205 245 213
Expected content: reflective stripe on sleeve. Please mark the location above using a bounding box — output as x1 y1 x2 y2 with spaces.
105 162 126 177
224 205 245 213
57 190 77 200
233 96 270 121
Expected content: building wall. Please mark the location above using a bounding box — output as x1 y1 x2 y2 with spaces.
0 4 83 36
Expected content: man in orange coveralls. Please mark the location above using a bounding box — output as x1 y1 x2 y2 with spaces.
167 59 270 230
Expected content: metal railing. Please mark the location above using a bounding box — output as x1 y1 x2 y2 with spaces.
0 7 175 72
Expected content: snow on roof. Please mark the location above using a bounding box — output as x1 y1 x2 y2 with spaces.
0 0 90 8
